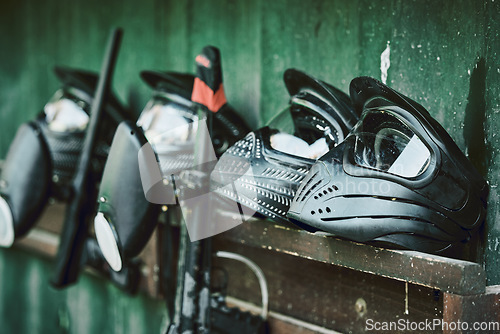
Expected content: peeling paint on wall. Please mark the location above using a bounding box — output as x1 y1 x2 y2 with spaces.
380 41 391 84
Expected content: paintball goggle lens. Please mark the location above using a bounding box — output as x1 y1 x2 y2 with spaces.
351 109 431 178
267 104 333 160
137 92 198 147
44 89 90 132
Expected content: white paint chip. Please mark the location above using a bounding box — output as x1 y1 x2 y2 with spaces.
381 41 391 84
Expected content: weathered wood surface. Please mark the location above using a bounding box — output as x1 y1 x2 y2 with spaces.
215 218 486 295
214 239 443 333
443 285 500 334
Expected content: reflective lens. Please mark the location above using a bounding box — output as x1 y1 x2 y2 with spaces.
352 110 431 178
266 105 332 159
0 197 15 247
137 94 198 148
44 90 89 132
94 212 122 272
270 133 328 159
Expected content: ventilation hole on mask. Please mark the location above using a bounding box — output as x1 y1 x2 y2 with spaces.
314 196 318 200
333 185 339 191
326 207 331 213
323 190 328 195
311 211 315 215
318 193 323 197
130 130 135 135
309 180 322 192
301 178 321 202
318 209 323 214
327 188 333 192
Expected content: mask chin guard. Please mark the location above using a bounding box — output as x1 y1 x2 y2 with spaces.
287 76 489 254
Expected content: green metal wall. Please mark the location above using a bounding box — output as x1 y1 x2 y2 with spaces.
0 0 499 332
0 248 166 333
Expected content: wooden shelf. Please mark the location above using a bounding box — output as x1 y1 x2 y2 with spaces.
15 203 487 298
215 218 485 296
212 218 500 333
10 200 498 333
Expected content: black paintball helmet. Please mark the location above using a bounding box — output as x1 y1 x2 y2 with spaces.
287 76 489 253
94 70 250 271
0 66 130 247
210 69 358 225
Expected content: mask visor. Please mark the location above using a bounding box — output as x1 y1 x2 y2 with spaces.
267 105 335 160
137 91 197 149
351 110 431 178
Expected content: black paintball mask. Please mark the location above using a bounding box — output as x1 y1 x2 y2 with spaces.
0 66 129 247
287 76 489 253
210 68 358 226
94 70 250 271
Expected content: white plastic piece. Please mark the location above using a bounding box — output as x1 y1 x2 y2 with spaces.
307 137 329 159
0 197 15 247
270 133 311 158
270 133 329 159
94 212 122 272
44 99 89 132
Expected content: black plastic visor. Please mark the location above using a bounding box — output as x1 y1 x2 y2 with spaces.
349 108 432 178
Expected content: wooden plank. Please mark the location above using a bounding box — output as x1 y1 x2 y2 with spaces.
16 202 66 235
15 228 59 258
226 297 342 334
215 218 486 295
213 239 443 332
443 285 500 334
